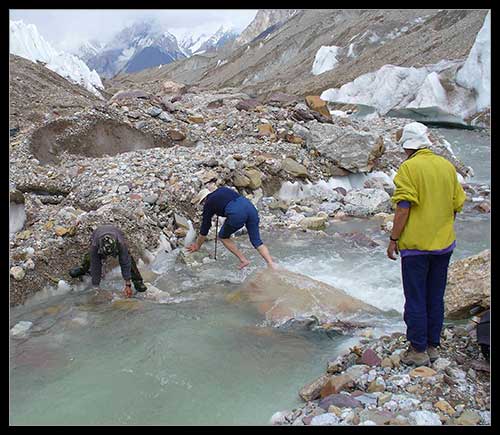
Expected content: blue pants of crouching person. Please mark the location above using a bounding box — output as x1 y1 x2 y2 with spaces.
218 196 263 248
401 252 453 352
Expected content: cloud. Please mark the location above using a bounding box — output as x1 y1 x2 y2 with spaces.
9 9 257 52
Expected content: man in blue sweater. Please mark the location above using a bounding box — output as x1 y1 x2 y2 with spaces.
187 187 276 270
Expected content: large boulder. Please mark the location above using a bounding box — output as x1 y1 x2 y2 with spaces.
343 189 392 216
307 123 385 173
227 269 382 326
236 99 260 111
10 189 26 234
110 89 150 102
444 250 490 319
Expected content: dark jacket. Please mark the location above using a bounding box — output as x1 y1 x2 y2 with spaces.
200 187 240 236
90 225 131 286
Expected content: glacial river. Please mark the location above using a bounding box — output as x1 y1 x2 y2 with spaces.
9 127 490 425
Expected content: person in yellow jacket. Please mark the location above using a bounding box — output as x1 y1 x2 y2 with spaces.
387 122 466 366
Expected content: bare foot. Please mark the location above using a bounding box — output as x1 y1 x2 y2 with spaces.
237 259 251 270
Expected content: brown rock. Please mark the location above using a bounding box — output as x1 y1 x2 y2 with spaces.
111 89 149 101
207 99 224 109
305 96 332 121
281 158 308 178
299 374 330 401
162 80 186 95
257 123 274 137
410 366 437 378
381 357 393 368
285 133 304 144
233 172 251 188
244 169 262 190
188 115 205 124
168 130 186 141
54 226 70 237
435 400 455 415
320 374 353 398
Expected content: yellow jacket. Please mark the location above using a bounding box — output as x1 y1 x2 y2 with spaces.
392 148 466 251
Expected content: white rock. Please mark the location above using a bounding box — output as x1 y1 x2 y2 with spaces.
11 321 33 337
24 258 35 270
359 420 377 426
310 413 339 426
270 411 290 425
24 247 35 257
10 266 25 280
57 280 72 293
408 410 442 426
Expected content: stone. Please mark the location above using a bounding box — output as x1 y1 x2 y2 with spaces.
359 409 394 425
174 213 190 230
200 170 218 184
110 89 149 101
117 184 130 194
408 410 442 426
472 201 490 213
378 393 392 406
233 172 251 188
389 353 401 368
308 123 384 172
143 194 158 205
344 365 370 380
147 106 162 117
24 258 35 270
435 400 455 415
432 358 451 371
223 156 237 170
10 266 25 280
444 250 490 319
281 158 308 178
381 357 393 368
320 374 353 397
126 110 140 119
244 169 262 189
299 216 327 231
159 111 174 122
318 394 362 410
355 393 378 406
207 99 224 109
270 411 290 425
168 130 186 141
258 123 275 137
188 115 205 124
327 405 342 416
410 366 437 378
310 413 339 426
305 96 332 121
299 374 330 401
10 320 33 337
343 189 392 217
267 92 297 106
162 80 185 95
360 348 382 366
454 410 481 425
367 377 386 393
388 374 410 387
236 99 260 111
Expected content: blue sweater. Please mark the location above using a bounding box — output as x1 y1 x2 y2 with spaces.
200 187 240 236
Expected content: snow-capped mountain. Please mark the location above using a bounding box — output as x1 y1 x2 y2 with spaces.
9 20 104 97
75 39 106 64
83 19 186 78
175 25 238 56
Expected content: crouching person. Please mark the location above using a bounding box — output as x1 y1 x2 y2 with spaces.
69 224 147 297
187 186 276 270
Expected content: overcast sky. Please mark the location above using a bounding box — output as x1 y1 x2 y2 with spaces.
9 9 258 52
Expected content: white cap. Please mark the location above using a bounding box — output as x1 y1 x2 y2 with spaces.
191 188 211 205
399 122 432 150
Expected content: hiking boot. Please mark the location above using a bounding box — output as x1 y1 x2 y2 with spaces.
427 346 439 363
134 281 147 293
69 267 86 278
400 346 430 366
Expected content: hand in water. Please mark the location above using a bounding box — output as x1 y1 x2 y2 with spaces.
186 243 199 253
268 262 278 270
123 285 133 298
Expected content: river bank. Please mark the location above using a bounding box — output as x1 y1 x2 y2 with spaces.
271 320 490 426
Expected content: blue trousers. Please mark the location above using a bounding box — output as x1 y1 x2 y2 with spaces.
219 197 263 248
401 252 452 352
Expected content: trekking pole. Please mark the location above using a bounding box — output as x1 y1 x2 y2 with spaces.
214 216 218 260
